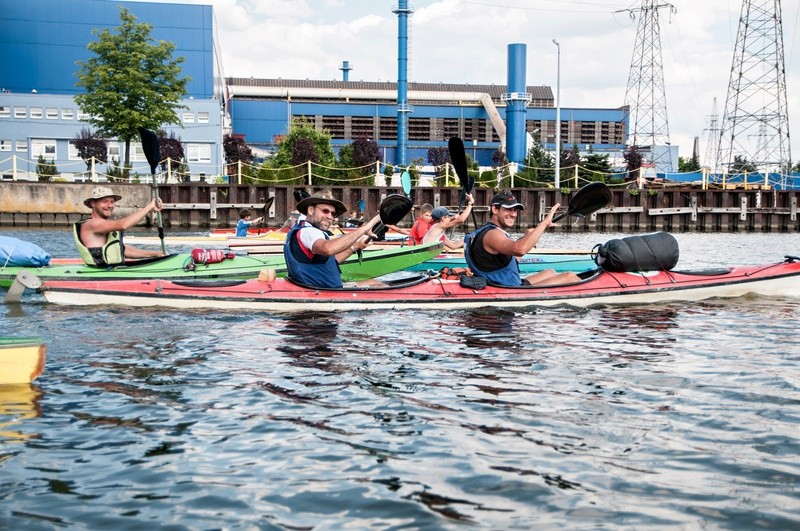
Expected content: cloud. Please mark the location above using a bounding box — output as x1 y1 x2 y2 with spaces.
133 0 799 164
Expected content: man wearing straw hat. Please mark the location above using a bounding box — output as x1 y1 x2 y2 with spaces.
284 190 380 288
74 186 166 266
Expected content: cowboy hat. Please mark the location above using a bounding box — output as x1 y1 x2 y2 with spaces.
296 190 347 217
84 186 122 208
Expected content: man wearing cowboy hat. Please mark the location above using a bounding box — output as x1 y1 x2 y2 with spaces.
284 190 380 288
74 186 166 266
463 191 581 287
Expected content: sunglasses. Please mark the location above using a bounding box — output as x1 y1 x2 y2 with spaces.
315 206 337 216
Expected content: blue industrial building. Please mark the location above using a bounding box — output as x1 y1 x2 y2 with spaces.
0 0 224 181
0 0 628 182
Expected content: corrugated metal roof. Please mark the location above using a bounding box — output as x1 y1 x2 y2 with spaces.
226 77 553 101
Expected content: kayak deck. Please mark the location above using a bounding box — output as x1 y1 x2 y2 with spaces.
35 258 800 312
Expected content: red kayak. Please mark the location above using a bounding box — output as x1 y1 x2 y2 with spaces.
33 257 800 312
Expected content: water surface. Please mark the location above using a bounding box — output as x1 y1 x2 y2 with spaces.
1 228 799 528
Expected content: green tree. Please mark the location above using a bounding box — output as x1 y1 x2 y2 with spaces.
336 138 379 186
270 120 336 185
515 142 553 187
581 152 612 181
678 155 701 172
730 155 756 174
74 6 190 177
36 155 58 182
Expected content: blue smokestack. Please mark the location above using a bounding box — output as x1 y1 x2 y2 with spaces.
340 60 351 82
506 43 530 164
393 1 412 167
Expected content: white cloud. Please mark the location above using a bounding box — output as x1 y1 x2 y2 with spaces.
133 0 799 164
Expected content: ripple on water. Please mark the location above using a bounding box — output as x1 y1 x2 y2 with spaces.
2 231 800 527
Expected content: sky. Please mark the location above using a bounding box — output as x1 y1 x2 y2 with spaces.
138 0 799 166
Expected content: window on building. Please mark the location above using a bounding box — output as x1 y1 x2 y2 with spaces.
30 108 43 119
197 112 209 124
351 116 374 139
0 106 9 118
108 143 121 160
186 143 211 163
61 108 74 120
31 139 57 158
183 112 195 123
443 119 459 140
14 107 27 119
68 141 81 160
46 108 58 119
378 117 398 140
409 118 432 141
321 116 345 139
15 140 28 152
0 140 11 152
77 111 90 121
131 143 147 162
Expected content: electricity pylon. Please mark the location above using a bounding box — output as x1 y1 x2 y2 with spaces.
717 0 792 181
620 0 676 172
703 97 720 172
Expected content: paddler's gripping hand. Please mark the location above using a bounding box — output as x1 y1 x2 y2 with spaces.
362 214 382 243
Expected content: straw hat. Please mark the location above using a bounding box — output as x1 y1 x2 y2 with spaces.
84 186 122 208
296 190 347 217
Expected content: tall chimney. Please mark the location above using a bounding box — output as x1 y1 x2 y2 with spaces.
393 0 412 167
505 43 530 164
340 60 351 82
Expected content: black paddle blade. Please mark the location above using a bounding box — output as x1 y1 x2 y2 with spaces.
138 127 160 175
293 189 310 203
379 194 413 225
264 196 275 212
448 137 470 193
553 182 612 222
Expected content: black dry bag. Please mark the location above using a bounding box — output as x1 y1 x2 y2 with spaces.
593 232 679 272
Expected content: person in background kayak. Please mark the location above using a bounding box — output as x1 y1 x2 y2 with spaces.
422 194 474 251
463 191 581 287
235 209 263 237
409 203 434 244
75 186 166 266
284 191 380 288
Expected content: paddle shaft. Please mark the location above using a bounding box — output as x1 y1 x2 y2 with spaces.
151 173 166 254
138 127 166 254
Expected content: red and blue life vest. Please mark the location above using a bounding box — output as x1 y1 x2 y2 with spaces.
284 221 343 288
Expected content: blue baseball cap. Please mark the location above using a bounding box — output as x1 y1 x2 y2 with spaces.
431 207 451 221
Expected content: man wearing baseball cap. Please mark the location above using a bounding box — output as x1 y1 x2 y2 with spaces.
284 190 381 288
463 191 581 287
75 186 166 266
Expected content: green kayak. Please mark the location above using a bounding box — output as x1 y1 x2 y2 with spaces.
0 242 444 288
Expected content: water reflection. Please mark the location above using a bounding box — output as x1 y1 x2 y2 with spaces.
460 307 518 350
277 312 341 368
0 383 43 442
591 306 681 363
